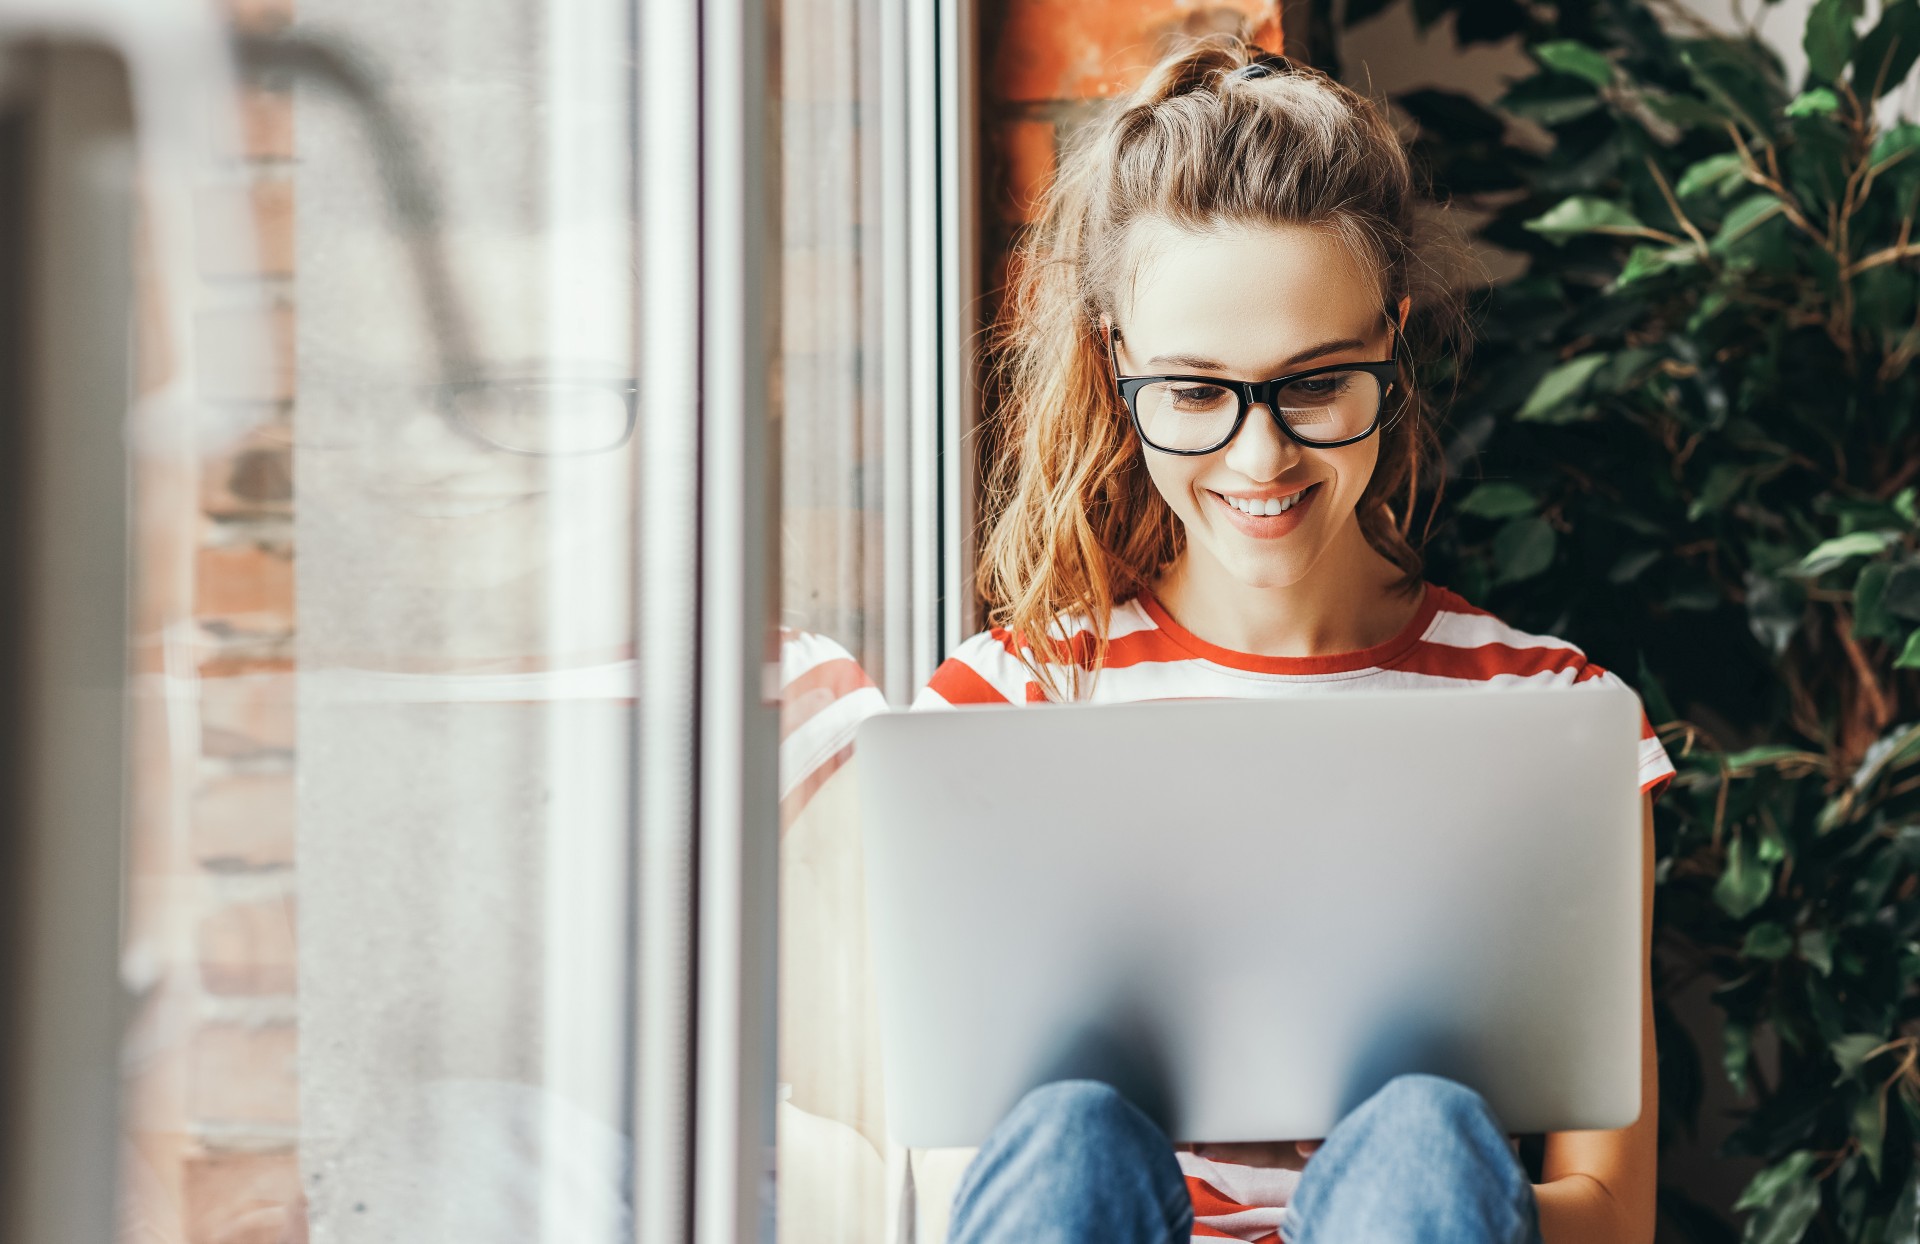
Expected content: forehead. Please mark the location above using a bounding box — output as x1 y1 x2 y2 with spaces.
1117 219 1381 366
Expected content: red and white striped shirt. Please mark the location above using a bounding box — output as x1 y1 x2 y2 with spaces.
912 580 1676 1242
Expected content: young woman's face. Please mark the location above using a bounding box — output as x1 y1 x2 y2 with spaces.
1112 220 1394 592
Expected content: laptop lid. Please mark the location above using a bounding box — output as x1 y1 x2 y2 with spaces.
856 683 1644 1148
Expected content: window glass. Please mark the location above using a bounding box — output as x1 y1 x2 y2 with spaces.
118 3 642 1239
773 1 905 1242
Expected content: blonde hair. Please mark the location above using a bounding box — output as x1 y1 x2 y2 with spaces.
976 32 1468 699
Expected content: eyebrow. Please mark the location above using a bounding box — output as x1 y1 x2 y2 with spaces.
1146 336 1371 373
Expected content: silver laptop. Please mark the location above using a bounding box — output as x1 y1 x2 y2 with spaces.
855 683 1645 1148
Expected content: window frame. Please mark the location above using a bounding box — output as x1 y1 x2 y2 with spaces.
639 0 977 1240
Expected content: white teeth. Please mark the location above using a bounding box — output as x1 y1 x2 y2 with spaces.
1222 486 1309 516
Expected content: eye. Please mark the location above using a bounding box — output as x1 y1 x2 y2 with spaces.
1279 372 1357 404
1167 383 1233 411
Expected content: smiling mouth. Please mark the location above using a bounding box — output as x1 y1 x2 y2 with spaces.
1210 482 1319 517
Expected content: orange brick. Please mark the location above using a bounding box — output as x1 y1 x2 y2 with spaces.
1000 119 1056 223
218 0 293 32
196 180 293 278
195 541 295 627
992 0 1277 102
199 673 297 757
182 1150 302 1244
244 86 293 161
202 426 294 520
198 895 297 995
189 1024 298 1127
198 306 294 403
193 772 296 869
197 645 296 680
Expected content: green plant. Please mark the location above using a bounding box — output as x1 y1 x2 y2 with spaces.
1322 0 1920 1238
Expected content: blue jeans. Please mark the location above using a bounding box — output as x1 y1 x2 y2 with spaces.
947 1075 1544 1244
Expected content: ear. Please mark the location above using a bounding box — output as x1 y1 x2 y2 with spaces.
1396 294 1411 331
1100 313 1122 368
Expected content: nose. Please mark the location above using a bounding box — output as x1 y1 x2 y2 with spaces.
1221 398 1300 482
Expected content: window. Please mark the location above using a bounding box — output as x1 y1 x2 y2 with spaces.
0 0 974 1240
3 0 975 1236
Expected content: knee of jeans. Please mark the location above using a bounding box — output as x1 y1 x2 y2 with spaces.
1007 1079 1147 1143
1363 1073 1501 1137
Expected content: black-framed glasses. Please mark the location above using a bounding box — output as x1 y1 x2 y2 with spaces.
435 377 638 456
1106 324 1402 455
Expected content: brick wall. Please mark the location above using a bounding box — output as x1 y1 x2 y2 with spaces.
125 1 302 1240
977 1 1286 308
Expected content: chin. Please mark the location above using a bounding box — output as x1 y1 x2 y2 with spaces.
1215 548 1317 591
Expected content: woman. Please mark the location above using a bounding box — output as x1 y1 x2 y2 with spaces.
911 34 1674 1244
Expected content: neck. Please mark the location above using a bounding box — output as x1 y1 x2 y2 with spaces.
1150 519 1420 657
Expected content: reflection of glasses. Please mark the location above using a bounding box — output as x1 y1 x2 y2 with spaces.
435 378 638 456
1106 325 1402 455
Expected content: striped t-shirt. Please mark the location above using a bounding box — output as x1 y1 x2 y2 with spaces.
912 580 1676 1243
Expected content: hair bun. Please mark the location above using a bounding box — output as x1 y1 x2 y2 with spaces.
1130 32 1283 106
1226 53 1297 83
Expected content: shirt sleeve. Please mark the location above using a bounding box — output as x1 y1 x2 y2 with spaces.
912 628 1040 709
777 629 889 828
1576 661 1676 804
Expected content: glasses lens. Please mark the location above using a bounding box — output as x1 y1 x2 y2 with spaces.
1133 380 1243 451
447 381 633 455
1272 369 1384 443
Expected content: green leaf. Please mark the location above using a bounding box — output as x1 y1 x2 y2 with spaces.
1796 530 1898 575
1897 628 1920 669
1855 561 1899 639
1745 571 1807 656
1883 563 1920 618
1743 922 1794 959
1723 743 1812 770
1806 0 1865 82
1875 126 1920 173
1849 722 1920 794
1517 353 1610 420
1715 835 1775 919
1712 193 1787 251
1887 1166 1919 1244
1534 40 1615 88
1785 86 1842 116
1736 1150 1820 1213
1613 243 1699 290
1675 151 1748 199
1743 1177 1823 1244
1493 517 1557 583
1681 40 1785 135
1522 196 1648 245
1636 653 1677 726
1897 486 1920 525
1831 1032 1885 1078
1854 1091 1885 1180
1610 549 1662 584
1726 1019 1754 1095
1688 463 1749 521
1852 0 1920 98
1458 482 1538 519
1797 929 1833 975
1814 792 1855 834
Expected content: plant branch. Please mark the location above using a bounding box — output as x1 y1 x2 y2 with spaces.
1644 154 1711 255
1726 123 1832 249
1845 241 1920 278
